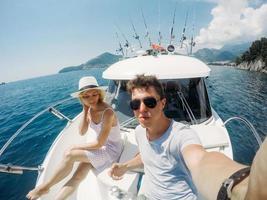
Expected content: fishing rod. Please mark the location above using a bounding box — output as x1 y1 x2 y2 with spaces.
189 35 196 55
158 0 163 45
158 31 163 46
115 24 132 56
130 19 142 49
115 24 130 48
189 8 196 55
141 9 152 47
170 5 177 45
115 32 124 57
180 10 189 48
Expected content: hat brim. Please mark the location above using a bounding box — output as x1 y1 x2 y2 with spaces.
71 86 106 98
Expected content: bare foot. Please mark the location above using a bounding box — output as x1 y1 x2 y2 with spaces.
26 185 49 200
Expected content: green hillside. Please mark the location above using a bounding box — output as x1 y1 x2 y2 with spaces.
59 52 121 73
236 37 267 66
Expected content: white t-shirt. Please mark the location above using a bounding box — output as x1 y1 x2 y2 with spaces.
135 120 201 200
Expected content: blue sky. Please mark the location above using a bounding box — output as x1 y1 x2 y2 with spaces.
0 0 266 82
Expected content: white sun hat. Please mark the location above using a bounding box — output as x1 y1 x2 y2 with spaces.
71 76 105 98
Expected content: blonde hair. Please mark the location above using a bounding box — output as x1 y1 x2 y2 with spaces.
98 89 105 102
79 89 105 103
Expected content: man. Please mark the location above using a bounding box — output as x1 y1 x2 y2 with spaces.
109 75 267 200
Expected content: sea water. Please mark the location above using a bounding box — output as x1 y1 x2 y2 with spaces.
0 66 266 200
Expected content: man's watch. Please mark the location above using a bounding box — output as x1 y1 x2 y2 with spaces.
217 167 250 200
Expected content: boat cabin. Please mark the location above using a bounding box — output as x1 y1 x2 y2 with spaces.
103 54 212 125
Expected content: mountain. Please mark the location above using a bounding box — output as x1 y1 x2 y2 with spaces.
193 42 251 63
59 52 122 73
193 48 236 62
58 42 252 73
220 42 252 55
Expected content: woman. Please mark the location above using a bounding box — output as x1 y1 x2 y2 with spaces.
27 76 123 200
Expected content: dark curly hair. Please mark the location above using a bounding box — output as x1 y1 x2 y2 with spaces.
127 74 165 99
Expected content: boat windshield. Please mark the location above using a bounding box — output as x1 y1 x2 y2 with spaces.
105 78 212 127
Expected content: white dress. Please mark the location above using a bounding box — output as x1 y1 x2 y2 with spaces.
85 108 123 173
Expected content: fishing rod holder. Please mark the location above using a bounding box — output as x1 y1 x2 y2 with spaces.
48 107 72 122
0 163 44 175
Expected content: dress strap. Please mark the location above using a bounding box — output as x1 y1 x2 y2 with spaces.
101 107 114 121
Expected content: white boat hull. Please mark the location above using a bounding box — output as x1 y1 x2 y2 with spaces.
36 108 232 200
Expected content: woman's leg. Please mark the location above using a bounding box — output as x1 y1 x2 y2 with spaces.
26 149 90 200
55 162 92 200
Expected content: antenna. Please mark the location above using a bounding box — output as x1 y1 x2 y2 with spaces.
130 19 142 49
180 10 189 48
170 5 177 45
115 32 124 57
141 9 152 47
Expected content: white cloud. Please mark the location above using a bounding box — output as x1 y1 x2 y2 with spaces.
195 0 267 49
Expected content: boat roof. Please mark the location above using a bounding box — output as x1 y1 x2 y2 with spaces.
103 54 211 80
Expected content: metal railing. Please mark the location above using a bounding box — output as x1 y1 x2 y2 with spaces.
0 97 74 174
223 116 262 147
177 91 197 125
0 164 44 174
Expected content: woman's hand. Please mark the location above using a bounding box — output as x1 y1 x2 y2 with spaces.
108 163 128 180
82 104 89 112
79 104 90 135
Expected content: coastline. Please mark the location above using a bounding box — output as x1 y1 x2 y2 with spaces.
236 59 267 74
207 60 267 74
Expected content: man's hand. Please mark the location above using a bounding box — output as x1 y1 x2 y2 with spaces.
108 163 128 180
68 144 81 151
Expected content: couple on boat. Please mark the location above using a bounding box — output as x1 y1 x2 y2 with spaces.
27 75 267 200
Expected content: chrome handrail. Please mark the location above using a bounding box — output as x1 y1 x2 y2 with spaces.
0 97 74 158
0 163 43 174
120 117 136 127
48 107 72 122
177 91 197 125
223 116 262 147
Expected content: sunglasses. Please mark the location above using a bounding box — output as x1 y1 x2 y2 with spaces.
80 93 99 99
130 97 160 110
